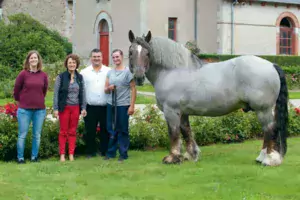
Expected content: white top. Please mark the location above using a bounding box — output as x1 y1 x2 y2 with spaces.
80 64 111 106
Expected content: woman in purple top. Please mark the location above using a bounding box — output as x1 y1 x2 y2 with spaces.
13 50 48 164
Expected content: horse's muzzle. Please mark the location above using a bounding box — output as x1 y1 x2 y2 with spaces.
134 76 145 86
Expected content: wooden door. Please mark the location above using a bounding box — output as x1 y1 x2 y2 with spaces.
100 32 109 66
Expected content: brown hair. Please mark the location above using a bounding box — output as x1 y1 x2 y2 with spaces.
23 50 43 71
111 49 123 56
64 54 81 69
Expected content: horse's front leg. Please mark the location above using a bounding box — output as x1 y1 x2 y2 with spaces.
180 114 200 162
162 108 183 164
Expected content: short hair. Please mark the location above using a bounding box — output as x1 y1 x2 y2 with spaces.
23 50 43 71
111 49 123 56
64 54 81 69
90 48 102 57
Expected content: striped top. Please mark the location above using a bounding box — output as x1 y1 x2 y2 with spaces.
53 74 87 111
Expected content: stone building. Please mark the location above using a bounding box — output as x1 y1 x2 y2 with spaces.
72 0 300 66
0 0 74 40
1 0 300 66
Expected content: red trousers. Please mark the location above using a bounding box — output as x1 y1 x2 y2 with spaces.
58 105 80 155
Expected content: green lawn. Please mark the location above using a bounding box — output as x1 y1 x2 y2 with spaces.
1 90 299 107
1 138 300 199
289 91 300 99
0 91 156 106
136 83 155 92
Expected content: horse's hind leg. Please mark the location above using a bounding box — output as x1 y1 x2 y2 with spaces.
256 109 282 166
162 107 183 164
180 114 200 162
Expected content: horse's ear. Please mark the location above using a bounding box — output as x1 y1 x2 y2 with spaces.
129 30 135 43
145 31 152 43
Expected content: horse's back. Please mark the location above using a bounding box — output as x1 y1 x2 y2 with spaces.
154 55 281 115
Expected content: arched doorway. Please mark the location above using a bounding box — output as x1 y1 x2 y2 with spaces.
276 12 299 55
99 19 109 66
279 17 294 55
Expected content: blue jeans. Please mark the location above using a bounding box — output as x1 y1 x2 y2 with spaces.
17 108 46 161
106 104 130 159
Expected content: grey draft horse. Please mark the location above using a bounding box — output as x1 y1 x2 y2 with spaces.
128 30 288 166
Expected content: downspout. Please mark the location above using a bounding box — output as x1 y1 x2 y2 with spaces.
0 0 3 21
231 0 238 55
194 0 198 42
72 0 76 53
0 8 2 21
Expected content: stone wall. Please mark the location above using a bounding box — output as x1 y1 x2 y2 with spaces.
1 0 73 40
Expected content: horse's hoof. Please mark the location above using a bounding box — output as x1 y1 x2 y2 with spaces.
255 148 266 163
261 150 282 166
162 154 183 164
183 152 199 162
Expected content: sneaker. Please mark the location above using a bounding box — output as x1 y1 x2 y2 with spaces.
86 153 97 159
31 158 39 163
17 159 26 164
103 156 111 160
118 158 124 163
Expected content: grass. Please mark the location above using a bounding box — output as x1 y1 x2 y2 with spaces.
0 90 157 106
1 90 299 107
1 138 300 199
136 83 155 92
289 91 300 99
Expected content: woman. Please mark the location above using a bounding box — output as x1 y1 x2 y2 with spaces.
13 50 48 164
53 54 87 162
104 49 136 162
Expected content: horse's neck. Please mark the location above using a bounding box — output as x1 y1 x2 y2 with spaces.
146 38 204 85
150 37 204 69
145 63 161 85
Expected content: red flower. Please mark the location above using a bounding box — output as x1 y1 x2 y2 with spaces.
294 107 300 115
2 103 18 118
96 126 100 132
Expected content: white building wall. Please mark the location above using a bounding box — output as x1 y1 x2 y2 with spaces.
219 1 300 55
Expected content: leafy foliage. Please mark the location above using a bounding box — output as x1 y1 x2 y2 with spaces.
0 13 72 69
198 54 300 66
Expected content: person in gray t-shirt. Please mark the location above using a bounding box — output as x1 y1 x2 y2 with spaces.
104 49 136 161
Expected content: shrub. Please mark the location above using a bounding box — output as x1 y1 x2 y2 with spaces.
129 105 169 150
191 109 262 146
198 54 300 66
0 13 72 69
0 104 300 161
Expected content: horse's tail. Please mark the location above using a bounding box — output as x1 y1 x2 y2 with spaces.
273 64 289 157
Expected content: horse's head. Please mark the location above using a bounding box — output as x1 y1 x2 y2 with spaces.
128 30 152 86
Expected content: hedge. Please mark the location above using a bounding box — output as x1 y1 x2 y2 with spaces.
198 54 300 67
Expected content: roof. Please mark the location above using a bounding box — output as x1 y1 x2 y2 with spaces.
254 0 300 4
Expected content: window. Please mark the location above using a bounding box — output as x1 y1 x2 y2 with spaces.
279 17 293 55
279 28 292 55
168 18 177 41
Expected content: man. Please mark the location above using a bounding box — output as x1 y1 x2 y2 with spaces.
80 49 111 157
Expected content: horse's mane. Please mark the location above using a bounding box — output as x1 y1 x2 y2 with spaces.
135 36 206 70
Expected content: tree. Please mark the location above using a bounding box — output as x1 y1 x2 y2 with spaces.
0 13 72 69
